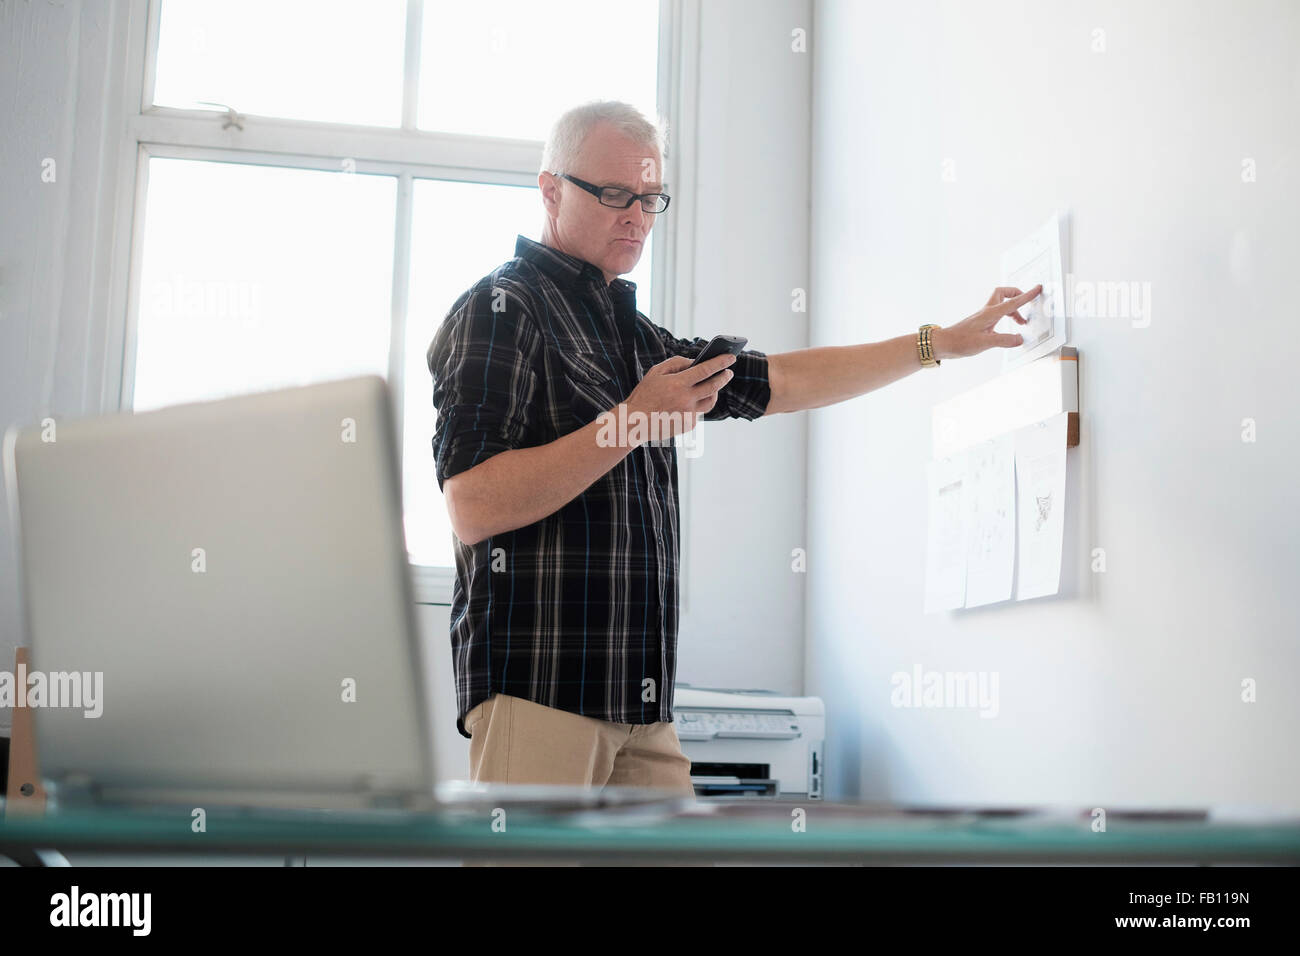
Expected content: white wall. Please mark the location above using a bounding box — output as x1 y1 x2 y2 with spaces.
807 0 1300 807
0 0 813 758
673 0 809 703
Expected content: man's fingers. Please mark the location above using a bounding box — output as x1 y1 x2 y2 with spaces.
656 355 694 373
993 284 1042 316
695 393 719 415
691 367 735 396
679 352 737 385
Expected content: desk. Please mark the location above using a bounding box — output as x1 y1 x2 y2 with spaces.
3 801 1298 864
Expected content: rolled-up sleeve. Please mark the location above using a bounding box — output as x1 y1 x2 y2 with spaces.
651 323 771 421
427 285 541 491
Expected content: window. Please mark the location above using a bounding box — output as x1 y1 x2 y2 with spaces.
133 159 397 411
416 1 658 140
153 0 408 127
126 0 670 594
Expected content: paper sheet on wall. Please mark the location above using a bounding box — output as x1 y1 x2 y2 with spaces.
962 433 1016 607
999 214 1067 372
923 453 968 613
1014 412 1069 600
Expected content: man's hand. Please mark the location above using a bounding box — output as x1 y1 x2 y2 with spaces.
622 352 737 440
934 285 1043 359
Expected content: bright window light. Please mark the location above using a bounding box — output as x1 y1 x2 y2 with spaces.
417 0 659 140
133 158 396 412
153 0 407 127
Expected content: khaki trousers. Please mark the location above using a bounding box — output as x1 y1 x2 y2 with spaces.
465 693 695 796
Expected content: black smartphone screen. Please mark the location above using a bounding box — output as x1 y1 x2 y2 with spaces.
688 334 748 368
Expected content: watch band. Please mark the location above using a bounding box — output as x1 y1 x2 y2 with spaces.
917 324 941 367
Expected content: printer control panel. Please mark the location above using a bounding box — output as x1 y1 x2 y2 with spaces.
675 710 801 741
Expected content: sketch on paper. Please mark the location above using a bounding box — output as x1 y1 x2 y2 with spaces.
962 434 1016 608
1033 492 1052 531
1014 413 1069 601
924 454 968 614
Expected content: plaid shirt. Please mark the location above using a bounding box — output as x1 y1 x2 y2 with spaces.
427 234 771 738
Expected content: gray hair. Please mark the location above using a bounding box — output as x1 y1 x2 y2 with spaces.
540 100 669 182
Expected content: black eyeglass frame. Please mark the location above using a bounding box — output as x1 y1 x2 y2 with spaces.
556 173 671 214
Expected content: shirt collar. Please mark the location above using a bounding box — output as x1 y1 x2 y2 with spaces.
514 234 637 297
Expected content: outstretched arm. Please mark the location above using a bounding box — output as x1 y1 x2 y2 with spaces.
764 285 1040 415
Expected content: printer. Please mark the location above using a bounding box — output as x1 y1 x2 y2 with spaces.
672 686 824 799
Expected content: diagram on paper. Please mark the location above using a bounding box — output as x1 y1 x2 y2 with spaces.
961 434 1016 608
1032 491 1053 531
924 454 968 613
1014 413 1069 601
924 413 1071 612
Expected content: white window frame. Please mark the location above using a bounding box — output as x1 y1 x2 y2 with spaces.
102 0 703 607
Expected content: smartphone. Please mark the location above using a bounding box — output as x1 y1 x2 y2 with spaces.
688 334 748 381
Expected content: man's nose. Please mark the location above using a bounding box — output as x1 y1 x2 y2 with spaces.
622 201 647 228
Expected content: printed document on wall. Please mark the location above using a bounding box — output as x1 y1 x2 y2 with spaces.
962 433 1016 607
999 213 1067 372
1014 412 1069 600
924 452 968 613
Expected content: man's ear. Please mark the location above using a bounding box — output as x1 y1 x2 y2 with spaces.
538 171 560 215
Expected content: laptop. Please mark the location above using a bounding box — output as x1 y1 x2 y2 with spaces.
3 375 687 815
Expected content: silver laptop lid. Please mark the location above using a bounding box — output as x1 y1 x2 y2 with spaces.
3 375 432 802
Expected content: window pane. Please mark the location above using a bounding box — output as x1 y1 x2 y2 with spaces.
403 179 653 568
417 0 659 140
133 158 396 412
154 0 407 127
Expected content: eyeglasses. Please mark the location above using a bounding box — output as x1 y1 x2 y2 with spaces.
556 173 671 214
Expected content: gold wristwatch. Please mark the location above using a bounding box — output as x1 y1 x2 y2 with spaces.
917 324 941 367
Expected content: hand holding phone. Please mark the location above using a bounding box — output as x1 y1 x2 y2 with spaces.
623 334 747 437
688 334 747 382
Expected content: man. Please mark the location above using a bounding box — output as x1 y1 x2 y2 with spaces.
427 100 1038 795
